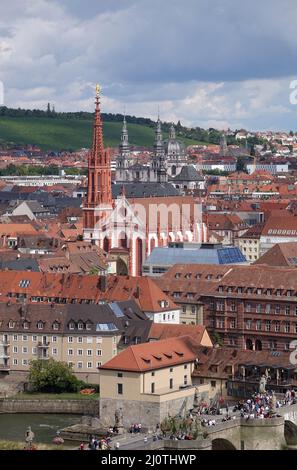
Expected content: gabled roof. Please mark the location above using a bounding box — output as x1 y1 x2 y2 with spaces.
147 323 212 347
171 165 204 182
254 242 297 267
100 335 199 372
261 215 297 236
112 183 179 199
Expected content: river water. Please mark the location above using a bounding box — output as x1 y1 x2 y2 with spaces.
0 414 81 444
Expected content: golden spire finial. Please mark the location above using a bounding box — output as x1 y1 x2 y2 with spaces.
96 83 101 97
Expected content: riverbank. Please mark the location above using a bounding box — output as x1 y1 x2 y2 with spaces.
0 439 72 450
10 392 99 400
0 395 99 415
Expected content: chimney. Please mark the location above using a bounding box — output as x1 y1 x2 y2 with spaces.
134 285 141 299
99 275 107 293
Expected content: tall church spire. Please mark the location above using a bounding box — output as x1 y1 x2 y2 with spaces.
120 114 129 153
152 115 167 182
84 84 112 238
154 116 164 156
89 84 105 167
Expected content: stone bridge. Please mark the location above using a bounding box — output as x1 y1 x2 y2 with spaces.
205 403 297 450
147 404 297 450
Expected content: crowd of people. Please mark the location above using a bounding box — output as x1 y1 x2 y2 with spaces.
129 423 142 434
232 389 297 420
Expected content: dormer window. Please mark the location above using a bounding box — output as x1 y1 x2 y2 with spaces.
237 287 243 294
287 290 293 297
175 273 181 279
185 273 192 279
86 323 92 331
23 321 29 330
19 279 30 288
37 321 44 330
218 286 224 293
53 322 59 331
78 322 84 330
8 320 14 329
257 289 262 295
69 322 75 330
276 289 281 296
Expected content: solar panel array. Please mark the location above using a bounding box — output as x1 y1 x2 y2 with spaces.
216 247 246 264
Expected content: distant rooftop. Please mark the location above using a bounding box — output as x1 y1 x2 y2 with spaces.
143 243 246 273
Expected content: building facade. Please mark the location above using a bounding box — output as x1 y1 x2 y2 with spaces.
83 88 207 276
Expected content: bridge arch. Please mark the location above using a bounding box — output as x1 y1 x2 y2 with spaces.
212 438 237 450
284 420 297 446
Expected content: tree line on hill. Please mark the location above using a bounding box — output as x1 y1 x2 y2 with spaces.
0 105 266 147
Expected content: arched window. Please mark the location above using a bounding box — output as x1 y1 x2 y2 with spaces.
246 338 253 350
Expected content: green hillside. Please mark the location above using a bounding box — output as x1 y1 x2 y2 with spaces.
0 116 204 152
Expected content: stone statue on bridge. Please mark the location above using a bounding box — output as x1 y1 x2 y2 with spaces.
114 408 124 434
269 391 277 417
259 374 267 394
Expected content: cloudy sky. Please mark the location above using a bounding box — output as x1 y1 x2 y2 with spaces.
1 0 297 130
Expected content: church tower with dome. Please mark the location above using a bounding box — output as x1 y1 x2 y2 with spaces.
164 123 187 177
115 118 188 183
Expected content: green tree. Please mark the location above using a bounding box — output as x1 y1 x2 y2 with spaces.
212 332 224 347
28 359 82 393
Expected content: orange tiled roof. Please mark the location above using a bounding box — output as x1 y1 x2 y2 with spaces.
100 335 199 372
148 323 210 346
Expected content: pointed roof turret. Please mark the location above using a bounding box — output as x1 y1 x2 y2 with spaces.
169 123 176 140
154 115 164 155
120 113 129 152
220 132 228 157
90 84 105 166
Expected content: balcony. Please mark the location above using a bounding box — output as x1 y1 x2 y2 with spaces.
37 352 50 359
0 354 10 359
0 363 10 371
37 342 49 349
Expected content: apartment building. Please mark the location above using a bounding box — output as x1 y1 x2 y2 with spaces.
158 264 231 324
158 263 297 352
0 300 148 384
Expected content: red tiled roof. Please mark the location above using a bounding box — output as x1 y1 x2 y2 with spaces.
100 335 199 372
0 271 176 313
254 242 297 267
148 323 211 346
261 215 297 236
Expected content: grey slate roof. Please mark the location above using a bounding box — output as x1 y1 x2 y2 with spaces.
112 182 179 198
0 258 40 272
170 165 204 182
0 300 149 337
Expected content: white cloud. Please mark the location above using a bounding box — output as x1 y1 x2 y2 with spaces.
1 0 297 131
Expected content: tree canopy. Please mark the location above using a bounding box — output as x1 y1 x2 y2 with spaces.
28 359 82 393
